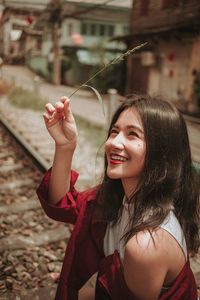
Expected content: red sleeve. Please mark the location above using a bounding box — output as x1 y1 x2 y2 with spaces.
36 169 85 224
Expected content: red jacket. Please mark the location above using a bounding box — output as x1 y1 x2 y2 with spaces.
36 170 198 300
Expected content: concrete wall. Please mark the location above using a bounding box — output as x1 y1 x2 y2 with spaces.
148 40 192 101
185 37 200 102
157 41 192 102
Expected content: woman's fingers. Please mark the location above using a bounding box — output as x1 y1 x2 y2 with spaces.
55 101 65 112
44 101 65 124
60 96 69 103
43 112 52 127
43 96 74 129
43 97 77 146
43 112 49 123
43 106 63 127
45 100 65 115
45 103 55 114
45 97 70 113
63 98 74 122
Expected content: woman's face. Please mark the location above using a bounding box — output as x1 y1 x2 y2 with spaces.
105 108 146 197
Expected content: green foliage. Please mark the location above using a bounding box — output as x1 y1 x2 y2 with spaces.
47 52 74 82
62 46 78 58
61 56 72 72
8 87 46 111
61 46 78 73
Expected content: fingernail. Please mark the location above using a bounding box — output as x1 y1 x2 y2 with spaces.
62 96 70 102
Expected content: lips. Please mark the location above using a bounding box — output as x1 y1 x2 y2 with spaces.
110 154 128 164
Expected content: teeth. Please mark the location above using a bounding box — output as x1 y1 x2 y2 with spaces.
111 155 128 162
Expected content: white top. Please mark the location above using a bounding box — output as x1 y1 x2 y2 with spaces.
104 197 187 261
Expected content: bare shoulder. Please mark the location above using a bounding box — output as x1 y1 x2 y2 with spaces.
124 228 168 266
125 227 185 264
123 228 184 300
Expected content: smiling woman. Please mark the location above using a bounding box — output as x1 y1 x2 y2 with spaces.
105 108 146 197
37 94 200 300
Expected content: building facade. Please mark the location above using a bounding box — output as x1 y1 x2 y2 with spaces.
0 0 49 62
32 0 131 87
124 0 200 111
0 0 131 90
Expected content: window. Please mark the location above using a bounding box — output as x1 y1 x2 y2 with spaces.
108 25 114 36
91 23 96 35
81 22 115 37
81 23 87 35
99 24 105 36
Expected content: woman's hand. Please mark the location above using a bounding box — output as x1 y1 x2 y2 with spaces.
43 96 78 149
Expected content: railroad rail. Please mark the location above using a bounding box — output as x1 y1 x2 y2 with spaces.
0 114 49 174
0 120 70 300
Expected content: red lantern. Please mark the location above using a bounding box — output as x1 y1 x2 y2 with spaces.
167 52 175 62
27 15 34 24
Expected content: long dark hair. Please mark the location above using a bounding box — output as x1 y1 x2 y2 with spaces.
96 94 200 253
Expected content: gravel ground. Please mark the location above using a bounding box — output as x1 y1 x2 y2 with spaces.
0 123 70 299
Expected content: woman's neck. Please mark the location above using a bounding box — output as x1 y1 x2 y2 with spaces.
121 178 139 201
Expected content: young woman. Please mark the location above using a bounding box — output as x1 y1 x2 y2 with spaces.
37 94 200 300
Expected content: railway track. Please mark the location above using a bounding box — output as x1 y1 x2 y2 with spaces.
0 120 70 300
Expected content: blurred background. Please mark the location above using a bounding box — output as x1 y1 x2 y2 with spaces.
0 0 200 108
0 0 200 299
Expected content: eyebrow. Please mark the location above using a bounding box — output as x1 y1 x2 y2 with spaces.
112 124 144 134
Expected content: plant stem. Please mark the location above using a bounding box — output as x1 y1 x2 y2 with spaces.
68 42 147 98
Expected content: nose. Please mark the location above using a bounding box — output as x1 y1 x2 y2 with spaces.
111 132 124 149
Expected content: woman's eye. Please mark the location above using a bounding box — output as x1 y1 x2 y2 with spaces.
128 131 138 137
110 129 118 135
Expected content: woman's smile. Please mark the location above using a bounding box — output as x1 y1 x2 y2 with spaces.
109 153 129 164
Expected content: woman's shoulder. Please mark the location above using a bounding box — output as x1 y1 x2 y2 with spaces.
124 229 168 265
123 228 186 299
124 226 186 266
124 212 187 265
123 229 170 298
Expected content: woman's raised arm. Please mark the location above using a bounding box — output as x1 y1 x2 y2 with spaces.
43 96 78 204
